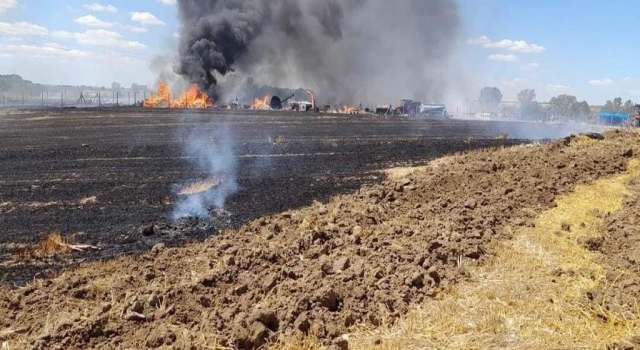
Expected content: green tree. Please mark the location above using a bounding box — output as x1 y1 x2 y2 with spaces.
613 97 623 112
603 100 614 112
517 89 540 118
574 101 591 118
479 87 503 113
548 94 590 120
517 89 536 104
623 99 634 114
603 97 633 113
548 94 577 117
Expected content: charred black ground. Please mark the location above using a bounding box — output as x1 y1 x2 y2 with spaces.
0 109 596 286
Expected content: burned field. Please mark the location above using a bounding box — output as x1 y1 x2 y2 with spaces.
0 108 581 285
2 108 640 349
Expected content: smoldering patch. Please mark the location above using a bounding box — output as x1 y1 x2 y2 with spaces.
171 124 238 220
178 178 223 196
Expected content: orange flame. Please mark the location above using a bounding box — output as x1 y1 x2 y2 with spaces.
250 95 271 110
336 105 358 114
143 81 211 109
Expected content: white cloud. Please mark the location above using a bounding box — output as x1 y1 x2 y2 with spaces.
74 15 114 28
83 3 117 13
131 12 165 26
3 36 22 42
0 0 17 13
158 0 176 4
469 35 545 54
502 78 528 87
546 84 571 92
52 29 146 49
3 43 92 59
488 54 519 62
0 21 48 36
172 31 179 39
520 62 540 70
127 26 148 33
588 78 614 87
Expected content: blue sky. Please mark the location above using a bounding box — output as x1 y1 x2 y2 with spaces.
458 0 639 104
0 0 638 104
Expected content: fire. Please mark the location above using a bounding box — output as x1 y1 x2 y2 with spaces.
143 81 211 109
143 81 171 108
250 95 271 110
336 105 358 114
174 84 210 109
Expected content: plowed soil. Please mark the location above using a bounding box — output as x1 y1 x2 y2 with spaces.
590 175 640 319
1 127 636 350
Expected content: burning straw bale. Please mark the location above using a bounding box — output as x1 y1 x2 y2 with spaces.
143 82 211 109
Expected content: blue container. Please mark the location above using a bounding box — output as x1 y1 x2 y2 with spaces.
597 112 629 125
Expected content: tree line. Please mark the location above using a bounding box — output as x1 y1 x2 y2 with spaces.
0 74 148 96
478 86 635 120
602 97 636 114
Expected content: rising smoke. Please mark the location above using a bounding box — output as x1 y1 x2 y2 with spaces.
176 0 461 105
172 124 238 219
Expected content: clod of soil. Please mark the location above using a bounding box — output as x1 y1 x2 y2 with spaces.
1 130 638 349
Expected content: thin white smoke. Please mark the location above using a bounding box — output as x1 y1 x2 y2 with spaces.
172 124 238 219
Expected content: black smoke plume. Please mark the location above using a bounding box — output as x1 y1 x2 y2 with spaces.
176 0 460 104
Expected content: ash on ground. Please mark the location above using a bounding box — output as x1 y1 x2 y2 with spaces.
146 208 234 242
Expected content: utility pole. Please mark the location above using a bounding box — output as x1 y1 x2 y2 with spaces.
128 91 130 106
134 92 137 106
98 92 101 108
116 92 119 108
61 93 63 107
22 93 24 106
